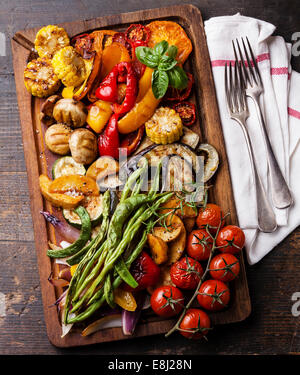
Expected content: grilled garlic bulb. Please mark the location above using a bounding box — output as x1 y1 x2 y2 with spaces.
45 123 73 155
24 57 61 98
34 25 70 59
52 46 87 87
145 107 183 145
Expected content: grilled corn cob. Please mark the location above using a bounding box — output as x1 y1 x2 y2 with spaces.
35 25 70 59
52 46 87 87
145 107 183 144
24 57 61 97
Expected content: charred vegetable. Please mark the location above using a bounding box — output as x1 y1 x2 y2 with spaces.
198 143 219 182
52 46 87 87
47 206 91 258
53 98 87 128
40 95 61 126
145 107 183 145
24 58 61 98
69 128 98 164
52 156 86 179
34 25 70 59
63 195 103 228
45 123 73 155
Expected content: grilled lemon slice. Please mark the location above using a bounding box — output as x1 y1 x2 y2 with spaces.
145 107 183 145
35 25 70 59
24 57 61 97
52 46 87 87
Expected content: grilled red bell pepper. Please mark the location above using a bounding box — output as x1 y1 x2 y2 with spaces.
95 66 119 102
95 62 138 115
113 62 138 115
120 125 144 156
125 24 150 79
98 113 120 159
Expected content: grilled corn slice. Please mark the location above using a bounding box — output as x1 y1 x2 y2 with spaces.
34 25 70 59
52 46 87 87
24 57 61 97
145 107 183 145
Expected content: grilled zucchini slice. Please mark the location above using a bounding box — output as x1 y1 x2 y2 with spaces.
34 25 70 59
24 57 61 98
63 195 103 228
52 156 86 179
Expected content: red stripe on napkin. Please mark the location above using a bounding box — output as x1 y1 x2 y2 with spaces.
288 107 300 120
211 53 270 67
271 67 289 75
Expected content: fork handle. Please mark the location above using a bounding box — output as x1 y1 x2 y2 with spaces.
238 120 277 233
249 94 293 209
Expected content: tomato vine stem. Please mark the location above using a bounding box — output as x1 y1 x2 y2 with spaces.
165 213 230 338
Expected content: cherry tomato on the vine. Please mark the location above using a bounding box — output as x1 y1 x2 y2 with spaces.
197 279 230 312
170 256 203 290
209 253 240 282
150 286 184 318
179 308 211 339
187 229 213 261
196 203 224 233
123 251 160 292
216 225 245 254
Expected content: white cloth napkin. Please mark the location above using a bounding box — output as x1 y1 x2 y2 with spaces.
204 14 300 264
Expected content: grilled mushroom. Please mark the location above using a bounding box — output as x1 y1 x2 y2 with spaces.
40 94 61 126
53 98 87 128
69 128 98 164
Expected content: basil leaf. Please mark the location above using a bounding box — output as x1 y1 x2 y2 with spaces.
168 66 188 90
158 55 178 71
167 45 178 59
152 70 169 99
135 47 158 68
154 40 169 56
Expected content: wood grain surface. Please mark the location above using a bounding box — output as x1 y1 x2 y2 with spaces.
1 0 300 355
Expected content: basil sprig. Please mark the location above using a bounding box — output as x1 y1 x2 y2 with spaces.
135 40 188 99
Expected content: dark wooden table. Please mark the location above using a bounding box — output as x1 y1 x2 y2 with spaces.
1 0 299 355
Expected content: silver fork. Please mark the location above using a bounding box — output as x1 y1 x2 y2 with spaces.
225 61 277 232
233 37 293 209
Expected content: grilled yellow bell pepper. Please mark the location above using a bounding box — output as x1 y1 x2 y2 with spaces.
118 87 160 134
86 100 113 133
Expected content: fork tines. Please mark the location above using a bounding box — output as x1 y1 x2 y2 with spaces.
224 61 247 115
232 37 262 87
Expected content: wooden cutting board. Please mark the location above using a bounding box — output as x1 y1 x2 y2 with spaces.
11 4 251 347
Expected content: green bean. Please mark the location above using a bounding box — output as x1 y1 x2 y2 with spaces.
63 192 111 322
114 257 138 289
67 192 111 266
71 242 108 309
84 193 173 302
104 274 115 308
106 194 150 250
47 206 91 258
67 230 148 323
119 161 148 203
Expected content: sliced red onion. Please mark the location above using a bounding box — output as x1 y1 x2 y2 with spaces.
48 272 69 288
122 293 146 336
81 314 123 337
142 294 151 310
40 211 80 243
61 312 76 338
58 267 72 282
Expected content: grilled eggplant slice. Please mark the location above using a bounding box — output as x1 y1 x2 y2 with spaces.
198 143 219 182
